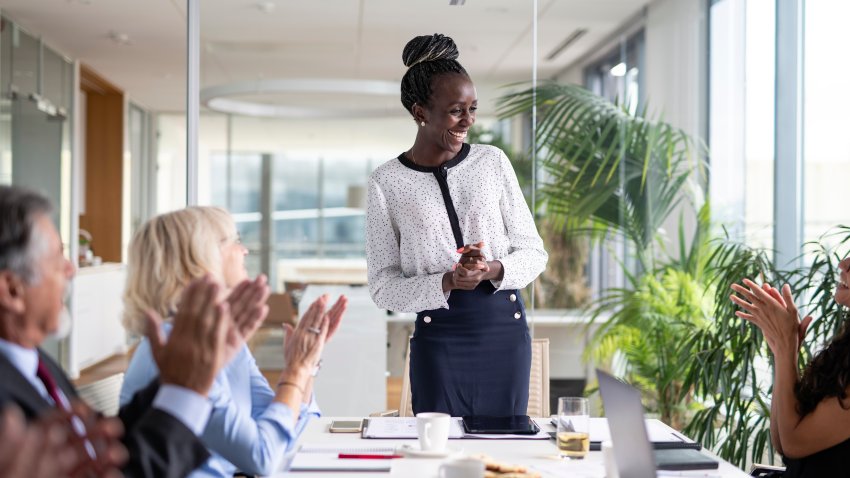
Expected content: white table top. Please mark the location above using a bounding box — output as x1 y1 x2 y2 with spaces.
272 417 749 478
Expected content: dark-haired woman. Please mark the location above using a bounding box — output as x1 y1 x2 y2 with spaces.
366 33 548 417
731 260 850 477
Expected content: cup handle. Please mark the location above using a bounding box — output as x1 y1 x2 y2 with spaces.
423 422 432 450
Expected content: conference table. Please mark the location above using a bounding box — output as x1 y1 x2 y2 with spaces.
273 417 750 478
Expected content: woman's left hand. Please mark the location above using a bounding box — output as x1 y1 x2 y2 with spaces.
451 261 490 290
730 279 803 355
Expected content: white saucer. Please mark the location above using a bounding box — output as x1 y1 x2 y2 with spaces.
398 444 463 458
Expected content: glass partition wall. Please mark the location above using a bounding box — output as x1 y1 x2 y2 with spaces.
190 2 541 295
0 15 74 360
189 1 545 415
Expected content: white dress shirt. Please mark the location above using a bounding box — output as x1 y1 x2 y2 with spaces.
366 143 548 313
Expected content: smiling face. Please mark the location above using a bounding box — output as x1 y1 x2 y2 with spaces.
837 257 850 307
416 73 477 157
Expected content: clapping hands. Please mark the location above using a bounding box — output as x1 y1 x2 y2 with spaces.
730 279 812 355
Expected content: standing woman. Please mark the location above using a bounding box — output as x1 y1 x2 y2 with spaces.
366 33 548 417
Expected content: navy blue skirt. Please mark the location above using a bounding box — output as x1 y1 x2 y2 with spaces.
409 281 531 417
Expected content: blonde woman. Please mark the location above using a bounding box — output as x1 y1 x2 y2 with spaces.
119 206 347 478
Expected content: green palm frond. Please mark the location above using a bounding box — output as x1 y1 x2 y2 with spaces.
498 81 850 468
498 82 706 271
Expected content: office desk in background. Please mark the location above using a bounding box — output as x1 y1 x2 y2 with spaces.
274 417 748 478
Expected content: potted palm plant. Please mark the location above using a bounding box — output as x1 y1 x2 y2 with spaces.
497 81 850 468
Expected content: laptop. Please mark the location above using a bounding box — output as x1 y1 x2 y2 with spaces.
596 369 718 478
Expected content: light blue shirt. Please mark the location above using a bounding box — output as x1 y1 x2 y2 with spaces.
120 326 321 478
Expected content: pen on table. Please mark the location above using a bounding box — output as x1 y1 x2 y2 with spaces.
656 472 721 478
338 453 403 459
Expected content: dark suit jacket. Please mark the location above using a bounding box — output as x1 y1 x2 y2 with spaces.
0 349 209 478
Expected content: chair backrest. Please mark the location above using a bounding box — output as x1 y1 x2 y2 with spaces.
76 372 125 417
398 338 550 417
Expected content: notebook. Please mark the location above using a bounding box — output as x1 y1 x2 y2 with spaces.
288 445 395 472
597 369 718 477
549 416 701 451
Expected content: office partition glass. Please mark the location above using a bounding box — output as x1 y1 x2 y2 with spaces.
195 1 542 417
196 2 537 294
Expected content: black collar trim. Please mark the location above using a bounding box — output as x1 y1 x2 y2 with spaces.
397 143 470 172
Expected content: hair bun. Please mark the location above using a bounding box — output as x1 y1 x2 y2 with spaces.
402 33 459 68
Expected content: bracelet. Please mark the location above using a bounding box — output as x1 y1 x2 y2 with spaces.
277 381 305 394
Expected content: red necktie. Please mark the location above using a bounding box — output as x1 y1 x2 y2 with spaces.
36 359 69 410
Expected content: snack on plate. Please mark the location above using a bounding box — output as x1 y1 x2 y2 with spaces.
470 454 541 478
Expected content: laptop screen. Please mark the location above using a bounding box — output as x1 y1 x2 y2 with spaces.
597 369 657 478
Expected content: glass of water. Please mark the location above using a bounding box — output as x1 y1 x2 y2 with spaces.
557 397 590 459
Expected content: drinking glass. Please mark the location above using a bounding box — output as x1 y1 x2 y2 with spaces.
557 397 590 459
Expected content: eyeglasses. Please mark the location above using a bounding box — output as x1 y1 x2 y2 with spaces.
221 233 242 246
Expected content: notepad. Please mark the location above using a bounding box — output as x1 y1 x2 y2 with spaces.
299 445 396 454
587 417 700 449
548 417 701 451
361 417 465 439
362 417 551 440
289 445 396 472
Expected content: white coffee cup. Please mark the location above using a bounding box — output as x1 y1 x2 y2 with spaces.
416 412 450 452
438 457 485 478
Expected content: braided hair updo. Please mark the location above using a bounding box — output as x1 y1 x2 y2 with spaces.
400 33 469 116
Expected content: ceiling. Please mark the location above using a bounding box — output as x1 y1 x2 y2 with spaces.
0 0 647 113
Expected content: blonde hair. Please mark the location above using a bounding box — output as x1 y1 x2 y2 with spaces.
122 206 234 335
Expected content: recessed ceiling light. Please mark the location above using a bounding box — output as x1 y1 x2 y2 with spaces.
449 0 466 5
107 30 131 46
256 1 275 13
201 78 399 119
609 62 627 77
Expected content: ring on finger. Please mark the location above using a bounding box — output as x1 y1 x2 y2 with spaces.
307 326 321 334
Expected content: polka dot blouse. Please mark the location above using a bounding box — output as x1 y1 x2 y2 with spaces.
366 143 548 313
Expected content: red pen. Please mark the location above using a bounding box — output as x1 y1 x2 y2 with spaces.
338 453 403 459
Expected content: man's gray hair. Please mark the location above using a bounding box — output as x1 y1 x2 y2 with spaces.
0 186 53 283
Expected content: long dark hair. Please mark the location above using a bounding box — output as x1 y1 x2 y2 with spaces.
796 314 850 416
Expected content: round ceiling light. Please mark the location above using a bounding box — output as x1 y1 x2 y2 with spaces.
200 78 401 119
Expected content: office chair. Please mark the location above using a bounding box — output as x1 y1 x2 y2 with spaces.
386 337 550 417
76 372 125 417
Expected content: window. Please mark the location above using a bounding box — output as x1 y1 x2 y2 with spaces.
708 0 775 249
803 0 850 247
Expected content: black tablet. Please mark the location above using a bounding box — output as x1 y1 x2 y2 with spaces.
461 415 540 435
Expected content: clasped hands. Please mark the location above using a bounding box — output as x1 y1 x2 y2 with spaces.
730 278 812 355
442 241 504 291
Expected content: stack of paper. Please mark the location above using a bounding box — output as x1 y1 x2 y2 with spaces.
289 444 396 472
